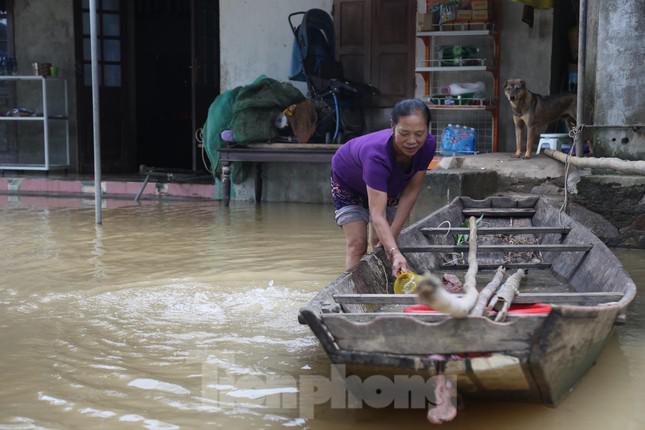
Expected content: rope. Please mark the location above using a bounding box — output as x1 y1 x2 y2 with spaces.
196 127 215 175
443 253 463 265
375 254 391 294
435 220 463 264
559 125 584 225
332 92 340 143
436 220 452 237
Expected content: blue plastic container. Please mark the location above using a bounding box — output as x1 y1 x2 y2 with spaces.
440 124 477 154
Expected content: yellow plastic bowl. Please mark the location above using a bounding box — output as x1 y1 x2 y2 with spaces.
394 271 418 294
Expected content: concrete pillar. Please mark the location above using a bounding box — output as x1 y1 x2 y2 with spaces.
592 0 645 126
587 0 645 159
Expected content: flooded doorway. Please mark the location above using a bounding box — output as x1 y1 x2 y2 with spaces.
75 0 220 173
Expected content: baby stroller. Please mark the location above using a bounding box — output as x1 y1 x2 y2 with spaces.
288 9 375 143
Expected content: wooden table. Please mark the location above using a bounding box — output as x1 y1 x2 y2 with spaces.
218 143 340 206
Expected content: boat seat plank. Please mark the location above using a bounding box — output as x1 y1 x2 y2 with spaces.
321 314 547 354
332 292 624 306
325 312 547 322
439 262 552 270
400 244 592 253
462 208 536 217
422 227 571 235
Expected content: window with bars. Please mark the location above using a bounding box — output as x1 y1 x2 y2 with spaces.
0 0 13 160
0 0 11 102
0 0 14 74
0 1 8 57
81 0 122 87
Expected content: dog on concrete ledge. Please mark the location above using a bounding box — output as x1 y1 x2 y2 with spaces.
504 79 577 159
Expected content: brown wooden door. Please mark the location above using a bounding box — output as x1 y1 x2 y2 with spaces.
76 0 133 173
334 0 372 85
371 0 416 106
334 0 415 107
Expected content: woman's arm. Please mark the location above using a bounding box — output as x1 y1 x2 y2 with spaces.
367 185 409 275
390 170 426 237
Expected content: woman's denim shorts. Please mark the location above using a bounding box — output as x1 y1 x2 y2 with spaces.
330 174 398 226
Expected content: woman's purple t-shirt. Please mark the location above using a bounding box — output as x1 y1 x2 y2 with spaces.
331 128 436 199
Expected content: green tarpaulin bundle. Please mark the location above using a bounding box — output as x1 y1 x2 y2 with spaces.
202 75 305 183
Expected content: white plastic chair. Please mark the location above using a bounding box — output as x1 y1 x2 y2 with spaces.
536 133 571 154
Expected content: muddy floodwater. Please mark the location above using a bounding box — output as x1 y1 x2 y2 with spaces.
0 199 643 429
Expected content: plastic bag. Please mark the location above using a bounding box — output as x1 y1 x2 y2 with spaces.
441 81 486 96
439 3 458 24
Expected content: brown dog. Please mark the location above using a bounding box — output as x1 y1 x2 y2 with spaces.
504 79 577 159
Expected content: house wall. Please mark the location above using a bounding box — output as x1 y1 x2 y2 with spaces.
219 0 333 93
498 1 554 153
12 0 77 168
218 0 335 202
221 0 557 202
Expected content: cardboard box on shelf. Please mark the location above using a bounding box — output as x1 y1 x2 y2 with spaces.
471 0 489 10
471 9 489 21
456 9 472 21
417 12 425 30
419 13 434 31
426 0 461 25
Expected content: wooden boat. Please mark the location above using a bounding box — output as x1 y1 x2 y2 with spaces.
299 195 637 405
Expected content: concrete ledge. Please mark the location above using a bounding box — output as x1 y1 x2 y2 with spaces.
224 153 564 203
459 153 565 192
248 162 499 205
458 153 565 180
424 168 498 202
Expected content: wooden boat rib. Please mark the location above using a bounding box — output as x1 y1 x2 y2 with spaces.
299 196 637 405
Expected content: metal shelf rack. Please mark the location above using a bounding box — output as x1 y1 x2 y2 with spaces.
416 13 501 152
0 76 70 171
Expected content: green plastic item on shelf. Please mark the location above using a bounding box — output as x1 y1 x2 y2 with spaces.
439 45 480 67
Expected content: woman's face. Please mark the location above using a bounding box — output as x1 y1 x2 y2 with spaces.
392 112 429 159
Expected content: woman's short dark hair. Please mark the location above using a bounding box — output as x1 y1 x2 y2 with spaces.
391 98 431 127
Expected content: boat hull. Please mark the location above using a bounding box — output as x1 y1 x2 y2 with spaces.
300 195 636 405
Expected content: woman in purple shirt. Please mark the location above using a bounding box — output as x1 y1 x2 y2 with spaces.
331 99 436 275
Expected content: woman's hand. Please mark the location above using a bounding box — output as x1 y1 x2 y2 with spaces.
391 249 409 276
